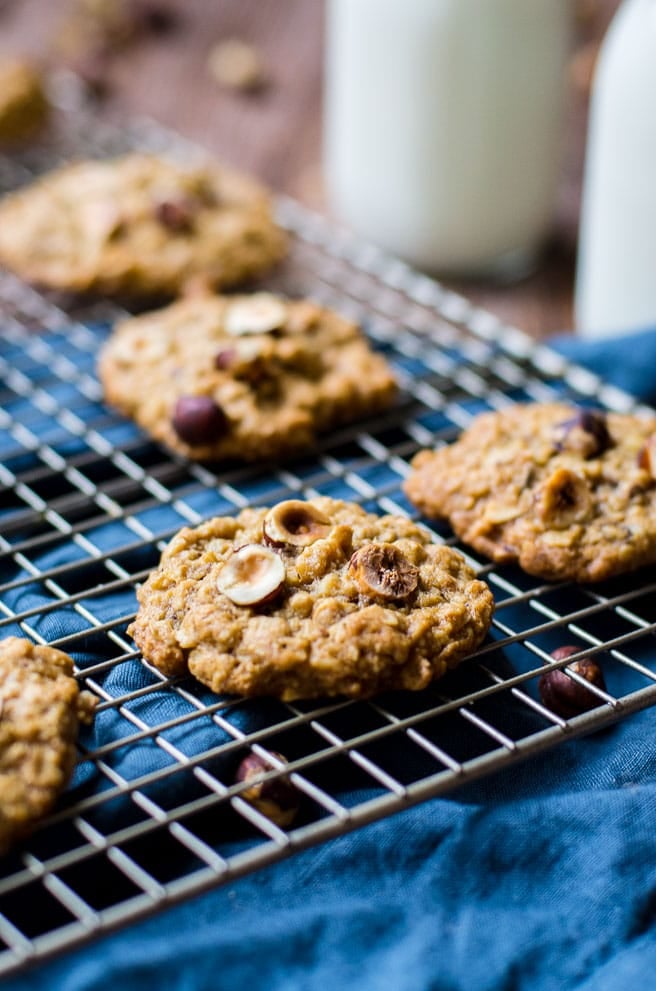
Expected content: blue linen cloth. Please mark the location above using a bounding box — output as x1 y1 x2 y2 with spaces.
550 326 656 405
4 327 656 991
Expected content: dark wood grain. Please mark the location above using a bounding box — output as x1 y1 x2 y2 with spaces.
0 0 622 340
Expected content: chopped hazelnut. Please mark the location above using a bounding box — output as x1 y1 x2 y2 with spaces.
537 467 592 528
637 436 656 480
348 543 419 602
224 294 287 336
214 348 237 371
555 408 611 459
153 196 196 232
262 500 332 548
217 544 285 607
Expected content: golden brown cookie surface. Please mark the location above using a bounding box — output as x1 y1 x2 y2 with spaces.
404 402 656 583
0 637 96 855
98 292 397 462
129 498 494 701
0 153 286 296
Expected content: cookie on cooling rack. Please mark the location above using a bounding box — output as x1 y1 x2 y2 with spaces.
128 497 494 701
404 402 656 583
0 637 96 855
0 153 286 296
0 59 49 146
98 291 397 462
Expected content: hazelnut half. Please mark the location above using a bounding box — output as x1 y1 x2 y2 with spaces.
538 645 607 718
262 500 331 548
555 408 611 459
348 543 419 602
224 293 287 336
217 544 285 607
537 467 592 528
235 751 300 828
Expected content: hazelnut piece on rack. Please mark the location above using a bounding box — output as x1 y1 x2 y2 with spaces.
217 544 285 607
235 751 300 828
555 408 611 459
348 543 419 602
224 293 287 336
172 395 228 446
538 645 607 718
262 500 332 548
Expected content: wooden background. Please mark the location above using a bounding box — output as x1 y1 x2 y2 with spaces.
0 0 622 339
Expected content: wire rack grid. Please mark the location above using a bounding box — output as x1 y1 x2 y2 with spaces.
1 82 656 977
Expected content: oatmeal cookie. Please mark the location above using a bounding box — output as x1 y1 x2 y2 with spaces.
0 153 286 296
0 637 96 855
98 292 397 461
128 497 494 700
0 59 49 146
404 402 656 583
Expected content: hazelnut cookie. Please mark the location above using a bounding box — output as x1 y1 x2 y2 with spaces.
98 292 397 461
0 637 96 855
404 402 656 583
128 498 494 700
0 153 286 296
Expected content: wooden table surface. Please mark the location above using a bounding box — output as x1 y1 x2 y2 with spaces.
1 0 622 341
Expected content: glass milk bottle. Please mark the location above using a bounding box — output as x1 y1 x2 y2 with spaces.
323 0 572 279
575 0 656 338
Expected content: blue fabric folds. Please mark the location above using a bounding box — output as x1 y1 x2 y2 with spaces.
4 327 656 991
550 325 656 405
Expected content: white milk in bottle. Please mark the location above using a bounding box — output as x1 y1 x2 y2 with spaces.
575 0 656 337
323 0 572 278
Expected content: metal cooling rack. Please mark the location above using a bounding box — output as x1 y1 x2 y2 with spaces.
2 77 656 977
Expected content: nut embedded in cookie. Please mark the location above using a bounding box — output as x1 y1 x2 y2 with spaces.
262 500 332 548
216 544 286 607
128 497 494 700
554 408 612 459
637 435 656 479
348 543 419 602
172 395 229 446
224 293 288 336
